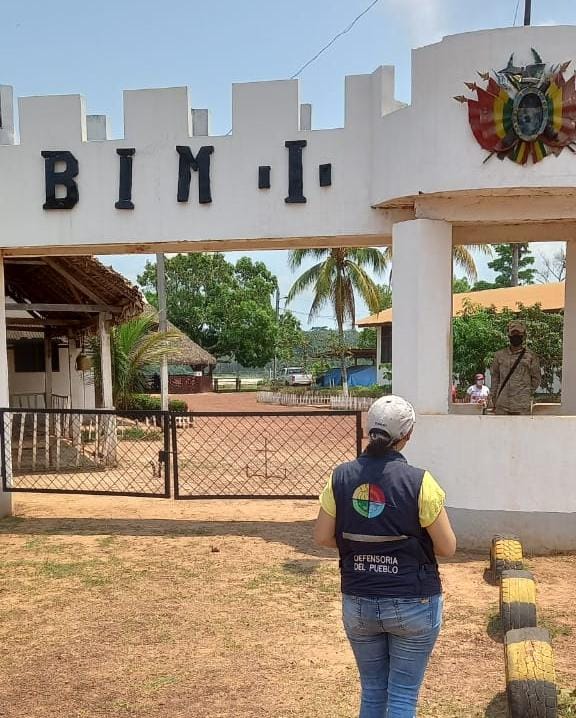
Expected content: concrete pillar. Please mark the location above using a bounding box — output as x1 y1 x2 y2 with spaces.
0 257 13 516
392 219 453 413
562 240 576 414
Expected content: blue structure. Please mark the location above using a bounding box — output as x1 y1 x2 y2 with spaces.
317 365 376 388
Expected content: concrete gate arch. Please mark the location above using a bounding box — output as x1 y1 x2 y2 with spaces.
2 24 576 549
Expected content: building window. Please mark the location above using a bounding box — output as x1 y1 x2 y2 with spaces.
13 340 60 373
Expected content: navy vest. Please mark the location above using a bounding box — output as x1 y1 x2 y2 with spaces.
332 451 442 598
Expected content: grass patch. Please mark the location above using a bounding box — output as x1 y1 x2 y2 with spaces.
246 561 338 596
144 675 180 692
96 536 117 549
486 608 503 642
539 611 573 639
39 560 91 579
559 689 576 717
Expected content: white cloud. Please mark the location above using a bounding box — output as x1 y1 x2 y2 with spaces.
384 0 446 47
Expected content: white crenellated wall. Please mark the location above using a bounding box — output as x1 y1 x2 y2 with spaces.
0 67 401 252
3 27 576 253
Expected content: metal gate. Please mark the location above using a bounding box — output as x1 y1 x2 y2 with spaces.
171 411 363 499
0 408 362 499
0 409 171 497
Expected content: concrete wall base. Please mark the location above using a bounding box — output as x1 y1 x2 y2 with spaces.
447 506 576 554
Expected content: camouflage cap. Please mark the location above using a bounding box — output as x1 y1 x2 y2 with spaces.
508 320 526 335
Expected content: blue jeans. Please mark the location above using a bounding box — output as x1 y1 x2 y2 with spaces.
342 593 443 718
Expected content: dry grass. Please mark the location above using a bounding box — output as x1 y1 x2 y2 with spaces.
0 496 575 718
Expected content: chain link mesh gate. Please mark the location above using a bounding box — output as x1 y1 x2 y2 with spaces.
171 411 363 499
0 409 171 497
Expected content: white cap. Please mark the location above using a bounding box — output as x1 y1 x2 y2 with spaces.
367 395 416 442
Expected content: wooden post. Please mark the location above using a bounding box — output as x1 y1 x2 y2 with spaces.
98 314 114 409
98 313 117 465
156 253 169 412
67 332 81 447
44 334 53 410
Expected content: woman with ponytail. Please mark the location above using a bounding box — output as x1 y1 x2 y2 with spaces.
314 395 456 718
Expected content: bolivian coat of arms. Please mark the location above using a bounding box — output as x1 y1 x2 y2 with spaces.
455 49 576 164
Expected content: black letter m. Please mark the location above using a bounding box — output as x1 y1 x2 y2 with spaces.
176 145 214 204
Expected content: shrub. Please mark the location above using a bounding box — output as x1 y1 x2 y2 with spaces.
128 394 188 412
118 427 162 442
349 385 389 399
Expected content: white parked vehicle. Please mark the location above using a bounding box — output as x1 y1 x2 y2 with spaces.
282 367 313 386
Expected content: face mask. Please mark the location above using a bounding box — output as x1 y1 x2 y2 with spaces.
509 334 524 347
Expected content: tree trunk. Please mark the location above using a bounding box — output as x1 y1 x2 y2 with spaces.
339 324 349 397
511 244 520 286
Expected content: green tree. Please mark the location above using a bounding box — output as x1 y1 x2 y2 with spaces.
452 302 563 393
472 280 498 292
275 311 303 365
286 248 388 395
358 328 377 349
91 315 181 409
138 253 279 367
384 245 492 283
488 244 536 287
453 277 471 294
377 284 392 310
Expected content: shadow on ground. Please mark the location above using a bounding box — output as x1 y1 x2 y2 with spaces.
0 515 322 554
0 514 488 563
484 692 508 717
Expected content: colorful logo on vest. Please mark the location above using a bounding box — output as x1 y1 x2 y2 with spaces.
352 484 386 518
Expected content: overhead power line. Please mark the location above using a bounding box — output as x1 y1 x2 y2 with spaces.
513 0 521 25
290 0 382 79
224 0 381 135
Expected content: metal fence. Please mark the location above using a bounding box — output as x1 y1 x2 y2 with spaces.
0 408 362 500
0 409 171 497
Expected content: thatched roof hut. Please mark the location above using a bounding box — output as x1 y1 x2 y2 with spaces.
5 256 144 330
165 319 216 368
142 306 216 368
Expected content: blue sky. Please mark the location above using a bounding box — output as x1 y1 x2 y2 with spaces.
1 0 572 326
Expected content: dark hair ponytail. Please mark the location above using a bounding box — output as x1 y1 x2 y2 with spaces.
365 429 395 457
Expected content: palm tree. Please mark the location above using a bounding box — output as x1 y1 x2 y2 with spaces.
92 314 181 409
382 244 492 284
287 248 388 395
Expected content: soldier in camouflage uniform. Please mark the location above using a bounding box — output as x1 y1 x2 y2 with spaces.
490 320 541 415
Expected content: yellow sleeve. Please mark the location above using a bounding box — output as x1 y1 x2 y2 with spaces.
319 474 336 518
418 471 446 528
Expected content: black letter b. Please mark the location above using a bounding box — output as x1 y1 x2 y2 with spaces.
42 150 79 209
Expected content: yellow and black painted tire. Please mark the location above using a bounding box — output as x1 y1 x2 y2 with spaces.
490 535 523 581
505 627 557 717
500 569 537 633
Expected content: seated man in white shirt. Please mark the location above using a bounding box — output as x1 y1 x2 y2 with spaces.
467 373 490 405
